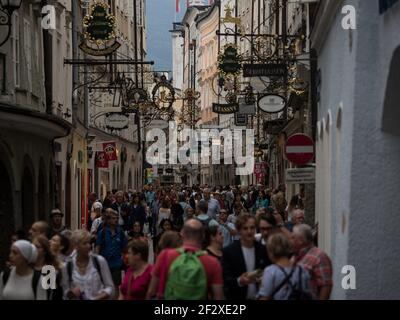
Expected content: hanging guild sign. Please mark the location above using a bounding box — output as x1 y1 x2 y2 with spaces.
95 151 109 168
218 44 242 77
103 142 118 161
212 103 239 114
243 64 287 78
80 2 120 56
105 113 129 130
258 94 287 114
152 75 175 110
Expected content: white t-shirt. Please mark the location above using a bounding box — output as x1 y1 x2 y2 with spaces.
61 254 115 300
241 246 257 300
0 268 47 300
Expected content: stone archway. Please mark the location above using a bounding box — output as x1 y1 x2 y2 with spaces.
0 160 15 269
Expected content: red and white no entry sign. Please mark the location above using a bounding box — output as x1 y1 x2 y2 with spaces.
285 134 315 166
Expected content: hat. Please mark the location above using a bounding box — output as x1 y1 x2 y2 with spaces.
13 240 38 264
50 209 63 217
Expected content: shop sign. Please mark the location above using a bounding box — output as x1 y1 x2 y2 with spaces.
258 94 286 114
80 2 120 56
105 113 129 130
218 44 242 77
212 103 239 114
243 63 287 78
286 168 315 184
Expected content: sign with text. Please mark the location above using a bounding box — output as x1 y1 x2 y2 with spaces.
105 113 129 130
212 103 239 114
286 168 315 184
258 94 286 114
243 64 287 78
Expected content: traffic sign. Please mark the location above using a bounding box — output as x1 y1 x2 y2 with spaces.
285 134 315 165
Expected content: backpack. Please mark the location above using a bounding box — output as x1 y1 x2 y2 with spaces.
272 265 313 301
164 248 207 300
2 268 47 300
66 255 104 288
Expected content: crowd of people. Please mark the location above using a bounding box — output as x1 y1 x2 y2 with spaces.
0 184 332 301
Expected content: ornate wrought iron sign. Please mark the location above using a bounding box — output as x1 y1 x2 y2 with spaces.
152 75 175 110
80 2 120 56
218 44 242 77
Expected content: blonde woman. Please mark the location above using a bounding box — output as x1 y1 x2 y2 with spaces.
61 230 114 300
257 233 312 300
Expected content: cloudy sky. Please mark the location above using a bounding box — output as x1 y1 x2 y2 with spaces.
146 0 186 73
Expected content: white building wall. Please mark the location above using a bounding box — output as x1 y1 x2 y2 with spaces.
314 0 400 299
172 31 184 90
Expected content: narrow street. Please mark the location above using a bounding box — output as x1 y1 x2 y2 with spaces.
0 0 399 301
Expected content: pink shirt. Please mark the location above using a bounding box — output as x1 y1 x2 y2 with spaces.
120 265 153 300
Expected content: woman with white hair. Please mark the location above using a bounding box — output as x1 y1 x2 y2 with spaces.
0 240 48 300
90 201 104 236
61 229 114 300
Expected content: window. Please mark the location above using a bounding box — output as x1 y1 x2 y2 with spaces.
12 13 20 88
23 19 32 92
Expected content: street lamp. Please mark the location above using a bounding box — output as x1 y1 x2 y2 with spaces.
0 0 22 47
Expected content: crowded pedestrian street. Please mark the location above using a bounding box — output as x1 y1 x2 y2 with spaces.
0 0 400 302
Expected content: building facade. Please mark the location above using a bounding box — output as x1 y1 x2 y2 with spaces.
312 0 400 299
0 1 71 267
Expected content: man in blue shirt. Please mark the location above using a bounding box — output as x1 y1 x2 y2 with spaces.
146 184 156 207
218 209 238 248
203 188 220 219
95 209 127 296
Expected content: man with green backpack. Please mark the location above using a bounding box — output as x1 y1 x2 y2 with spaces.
146 219 224 300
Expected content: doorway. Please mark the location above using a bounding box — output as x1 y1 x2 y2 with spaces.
0 161 14 269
